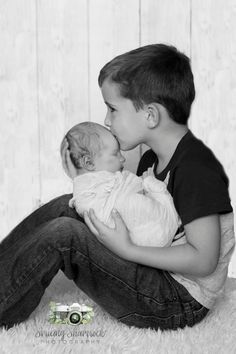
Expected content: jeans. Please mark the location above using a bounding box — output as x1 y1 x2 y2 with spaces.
0 194 209 331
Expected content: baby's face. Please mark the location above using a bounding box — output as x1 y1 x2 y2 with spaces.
94 130 126 173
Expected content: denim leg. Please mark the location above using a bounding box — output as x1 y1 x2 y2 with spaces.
0 194 79 254
0 205 208 331
0 218 70 329
52 218 209 331
0 194 86 329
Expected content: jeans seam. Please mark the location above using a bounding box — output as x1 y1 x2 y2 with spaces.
66 246 138 292
118 311 181 321
162 271 179 299
0 245 55 306
68 247 177 307
193 305 209 315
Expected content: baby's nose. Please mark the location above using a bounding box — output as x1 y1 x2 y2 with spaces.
120 154 126 163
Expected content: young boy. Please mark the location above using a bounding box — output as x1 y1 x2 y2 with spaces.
78 44 235 312
61 121 180 247
1 44 234 331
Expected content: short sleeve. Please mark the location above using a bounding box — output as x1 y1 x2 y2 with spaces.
173 162 232 225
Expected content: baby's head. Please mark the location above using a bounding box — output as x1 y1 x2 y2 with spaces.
60 122 125 177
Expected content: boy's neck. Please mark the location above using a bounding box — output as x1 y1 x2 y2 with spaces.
147 124 189 174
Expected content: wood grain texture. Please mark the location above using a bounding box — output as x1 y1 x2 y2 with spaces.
88 0 141 173
0 0 40 237
0 0 235 275
140 0 191 156
191 0 236 276
140 0 191 53
37 0 89 202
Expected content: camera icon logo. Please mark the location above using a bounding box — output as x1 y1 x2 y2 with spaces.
48 302 94 325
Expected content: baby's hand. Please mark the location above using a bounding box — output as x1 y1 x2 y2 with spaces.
142 166 154 179
143 176 167 194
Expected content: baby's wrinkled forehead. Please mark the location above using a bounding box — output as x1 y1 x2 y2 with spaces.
99 127 120 150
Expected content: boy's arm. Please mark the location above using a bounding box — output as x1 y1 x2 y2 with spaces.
85 209 221 277
130 214 221 276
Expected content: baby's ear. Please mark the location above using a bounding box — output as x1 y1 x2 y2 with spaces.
80 155 95 171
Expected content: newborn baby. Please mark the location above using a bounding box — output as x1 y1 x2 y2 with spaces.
60 122 180 247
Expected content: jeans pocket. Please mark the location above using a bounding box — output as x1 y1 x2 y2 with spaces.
136 265 178 304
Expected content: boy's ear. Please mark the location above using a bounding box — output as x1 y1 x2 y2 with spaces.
144 103 160 128
80 155 95 171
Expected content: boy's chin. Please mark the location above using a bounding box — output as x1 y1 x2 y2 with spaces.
117 137 140 151
120 143 139 151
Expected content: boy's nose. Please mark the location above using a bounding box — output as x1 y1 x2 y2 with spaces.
104 114 111 127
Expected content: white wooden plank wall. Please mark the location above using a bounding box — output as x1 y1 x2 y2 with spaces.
0 1 40 236
190 0 236 276
0 0 236 276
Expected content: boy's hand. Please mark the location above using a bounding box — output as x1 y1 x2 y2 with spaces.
84 209 134 260
61 139 77 179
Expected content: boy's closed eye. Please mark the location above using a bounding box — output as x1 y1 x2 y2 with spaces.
108 106 116 113
105 102 116 113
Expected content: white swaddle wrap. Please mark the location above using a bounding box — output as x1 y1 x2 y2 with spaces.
69 170 180 247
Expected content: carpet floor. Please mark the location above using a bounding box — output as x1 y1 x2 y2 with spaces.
0 271 235 354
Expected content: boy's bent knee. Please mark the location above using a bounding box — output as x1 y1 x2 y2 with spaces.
42 217 93 248
48 194 72 209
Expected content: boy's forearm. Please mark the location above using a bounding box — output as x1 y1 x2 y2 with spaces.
128 243 213 277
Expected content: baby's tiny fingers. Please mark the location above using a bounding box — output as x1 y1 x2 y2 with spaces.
142 171 148 179
147 167 154 176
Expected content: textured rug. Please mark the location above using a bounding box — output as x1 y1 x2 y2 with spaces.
0 271 236 354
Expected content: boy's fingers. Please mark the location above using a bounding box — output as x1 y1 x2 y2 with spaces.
65 150 72 168
61 140 77 179
111 209 126 230
88 209 114 237
84 211 99 237
61 138 69 153
61 141 69 172
65 150 77 178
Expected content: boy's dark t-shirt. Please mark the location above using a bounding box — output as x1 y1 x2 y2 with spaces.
137 129 233 226
136 129 234 309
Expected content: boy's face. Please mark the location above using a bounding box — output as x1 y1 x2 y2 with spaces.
101 79 147 151
93 129 126 173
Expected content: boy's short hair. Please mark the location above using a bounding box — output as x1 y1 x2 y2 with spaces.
98 44 195 124
60 122 106 169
